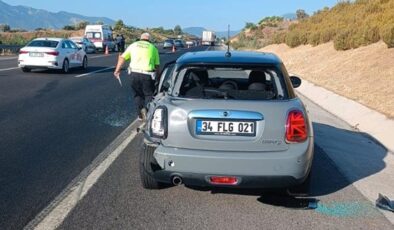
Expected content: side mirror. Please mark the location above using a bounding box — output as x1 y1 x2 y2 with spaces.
290 76 302 88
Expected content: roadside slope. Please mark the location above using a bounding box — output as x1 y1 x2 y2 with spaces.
259 41 394 118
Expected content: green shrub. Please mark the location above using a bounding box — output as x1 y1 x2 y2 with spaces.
285 31 301 47
272 31 286 44
334 30 352 50
381 24 394 48
309 32 321 46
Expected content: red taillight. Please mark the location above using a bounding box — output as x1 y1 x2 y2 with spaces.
285 110 308 143
45 51 59 56
19 50 29 54
209 176 238 185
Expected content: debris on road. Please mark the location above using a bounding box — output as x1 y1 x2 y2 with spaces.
376 193 394 212
258 195 318 210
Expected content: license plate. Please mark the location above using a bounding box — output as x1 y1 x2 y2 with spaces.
29 52 43 57
196 120 256 136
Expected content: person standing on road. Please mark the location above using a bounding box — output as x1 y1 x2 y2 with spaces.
113 32 160 121
115 34 122 52
120 34 125 52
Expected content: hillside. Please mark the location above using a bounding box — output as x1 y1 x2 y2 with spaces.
232 0 394 50
260 41 394 118
0 0 114 30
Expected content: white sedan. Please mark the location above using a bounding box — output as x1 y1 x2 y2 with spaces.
18 38 88 73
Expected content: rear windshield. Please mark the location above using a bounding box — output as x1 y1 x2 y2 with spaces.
27 40 59 48
164 40 174 44
172 66 288 100
86 32 102 39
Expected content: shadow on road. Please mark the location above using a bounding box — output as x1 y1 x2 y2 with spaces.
182 122 387 208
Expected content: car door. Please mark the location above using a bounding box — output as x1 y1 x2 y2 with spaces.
65 40 81 67
157 62 176 95
59 41 70 66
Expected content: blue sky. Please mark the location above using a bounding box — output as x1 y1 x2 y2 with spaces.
3 0 338 30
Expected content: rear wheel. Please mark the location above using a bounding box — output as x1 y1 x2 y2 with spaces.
21 67 31 72
62 59 69 73
139 144 162 189
82 56 88 70
287 169 312 197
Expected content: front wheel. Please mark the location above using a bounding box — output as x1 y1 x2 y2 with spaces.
62 59 70 73
139 144 162 189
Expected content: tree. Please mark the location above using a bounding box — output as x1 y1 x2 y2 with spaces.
75 21 88 30
114 20 125 30
244 22 257 30
296 9 309 20
173 25 182 35
63 25 75 30
0 24 11 32
96 21 104 25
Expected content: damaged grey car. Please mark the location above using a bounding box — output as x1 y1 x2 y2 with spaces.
140 51 314 190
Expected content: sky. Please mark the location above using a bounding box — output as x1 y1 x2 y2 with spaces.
3 0 339 31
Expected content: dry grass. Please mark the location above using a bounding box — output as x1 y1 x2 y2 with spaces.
259 41 394 118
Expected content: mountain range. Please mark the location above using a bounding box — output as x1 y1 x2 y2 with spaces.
0 0 115 30
183 27 241 38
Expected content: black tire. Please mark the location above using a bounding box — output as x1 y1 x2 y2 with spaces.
139 144 162 189
81 56 88 70
62 59 70 73
287 169 312 197
21 67 31 72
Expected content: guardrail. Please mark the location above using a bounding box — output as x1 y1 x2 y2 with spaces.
0 45 23 55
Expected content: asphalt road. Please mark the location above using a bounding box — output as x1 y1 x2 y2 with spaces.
0 46 209 229
1 46 392 229
56 96 393 230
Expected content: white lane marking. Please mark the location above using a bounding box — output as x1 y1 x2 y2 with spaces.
25 119 143 230
89 53 118 59
0 67 19 72
74 66 114 78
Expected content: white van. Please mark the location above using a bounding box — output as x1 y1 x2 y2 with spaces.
84 25 116 52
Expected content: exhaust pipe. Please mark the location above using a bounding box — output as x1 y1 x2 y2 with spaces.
172 176 183 186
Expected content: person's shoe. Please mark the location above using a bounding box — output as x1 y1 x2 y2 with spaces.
138 108 147 121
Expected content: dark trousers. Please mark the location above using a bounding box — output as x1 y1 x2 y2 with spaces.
130 72 154 111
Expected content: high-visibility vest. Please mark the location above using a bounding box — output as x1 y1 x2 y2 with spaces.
121 40 160 72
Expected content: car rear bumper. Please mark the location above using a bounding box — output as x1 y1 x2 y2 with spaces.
151 138 314 188
18 62 61 69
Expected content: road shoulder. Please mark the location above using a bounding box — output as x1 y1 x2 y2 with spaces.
297 80 394 224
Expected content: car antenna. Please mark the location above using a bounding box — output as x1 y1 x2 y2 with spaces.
225 24 231 58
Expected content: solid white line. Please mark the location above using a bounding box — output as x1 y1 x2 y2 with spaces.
89 53 118 59
0 67 19 72
74 66 114 78
25 119 143 230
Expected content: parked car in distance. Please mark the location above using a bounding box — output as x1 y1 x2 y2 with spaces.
84 24 116 52
18 38 88 73
186 41 195 47
174 39 186 48
163 39 175 49
141 51 314 191
70 37 96 53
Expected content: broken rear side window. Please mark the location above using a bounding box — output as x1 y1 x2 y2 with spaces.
175 66 288 100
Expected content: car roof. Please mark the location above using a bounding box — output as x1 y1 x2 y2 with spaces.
176 51 282 65
33 37 65 42
69 37 83 40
